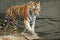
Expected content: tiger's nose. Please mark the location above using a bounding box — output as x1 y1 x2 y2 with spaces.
34 13 38 15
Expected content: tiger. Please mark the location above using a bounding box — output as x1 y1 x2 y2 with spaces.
4 1 41 35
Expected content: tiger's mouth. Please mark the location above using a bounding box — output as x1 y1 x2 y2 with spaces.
33 11 39 16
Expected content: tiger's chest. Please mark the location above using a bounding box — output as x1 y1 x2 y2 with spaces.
27 11 36 23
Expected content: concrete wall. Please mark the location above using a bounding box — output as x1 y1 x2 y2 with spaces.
40 0 60 19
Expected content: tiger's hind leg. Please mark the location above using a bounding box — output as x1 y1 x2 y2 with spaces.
13 16 19 31
13 20 18 31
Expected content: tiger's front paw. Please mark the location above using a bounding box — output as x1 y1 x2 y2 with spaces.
27 30 36 35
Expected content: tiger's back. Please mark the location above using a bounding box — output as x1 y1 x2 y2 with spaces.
7 4 30 21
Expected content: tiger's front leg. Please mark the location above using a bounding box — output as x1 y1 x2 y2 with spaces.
30 16 36 35
24 19 34 34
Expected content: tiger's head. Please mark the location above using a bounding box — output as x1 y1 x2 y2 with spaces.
28 1 41 16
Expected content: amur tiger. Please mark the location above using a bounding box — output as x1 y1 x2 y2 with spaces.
4 1 41 35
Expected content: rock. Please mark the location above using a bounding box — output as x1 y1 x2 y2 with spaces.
0 33 40 40
0 35 27 40
21 33 40 40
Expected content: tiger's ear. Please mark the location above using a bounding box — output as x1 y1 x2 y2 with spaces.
38 2 41 11
38 2 40 7
28 1 32 5
39 2 40 5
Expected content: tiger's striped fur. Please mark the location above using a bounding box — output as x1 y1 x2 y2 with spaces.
5 1 40 35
